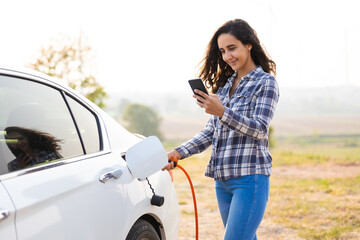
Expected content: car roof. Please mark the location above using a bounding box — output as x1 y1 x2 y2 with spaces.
0 65 67 88
0 65 96 108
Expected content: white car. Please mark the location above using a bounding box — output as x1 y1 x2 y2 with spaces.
0 66 179 240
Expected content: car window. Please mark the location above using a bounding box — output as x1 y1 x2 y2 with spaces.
0 75 83 175
65 95 101 154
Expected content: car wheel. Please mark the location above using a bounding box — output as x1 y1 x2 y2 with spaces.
126 219 161 240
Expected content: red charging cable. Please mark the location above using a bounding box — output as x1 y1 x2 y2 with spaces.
176 164 199 240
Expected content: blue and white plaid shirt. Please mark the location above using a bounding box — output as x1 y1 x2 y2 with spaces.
176 66 280 180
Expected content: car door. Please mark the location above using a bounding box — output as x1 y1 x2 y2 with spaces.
0 73 130 239
2 153 130 240
0 183 16 240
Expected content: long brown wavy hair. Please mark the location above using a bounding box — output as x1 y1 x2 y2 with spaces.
199 19 276 93
5 126 62 154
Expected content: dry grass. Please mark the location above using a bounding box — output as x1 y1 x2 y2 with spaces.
169 142 360 240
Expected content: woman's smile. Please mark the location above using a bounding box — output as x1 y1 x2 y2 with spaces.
228 59 238 67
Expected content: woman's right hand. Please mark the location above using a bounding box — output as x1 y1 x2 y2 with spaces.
162 150 182 171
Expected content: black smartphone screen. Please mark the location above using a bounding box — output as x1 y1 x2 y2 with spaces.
188 78 208 95
188 78 209 104
12 148 25 158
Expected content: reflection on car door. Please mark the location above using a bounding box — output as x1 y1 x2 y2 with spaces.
1 153 129 240
0 183 16 240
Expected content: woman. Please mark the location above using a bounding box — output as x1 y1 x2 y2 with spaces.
164 19 279 239
5 126 63 171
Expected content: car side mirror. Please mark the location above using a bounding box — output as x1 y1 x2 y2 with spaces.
125 136 168 179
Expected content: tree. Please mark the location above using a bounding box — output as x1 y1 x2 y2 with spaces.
123 104 164 140
29 34 107 108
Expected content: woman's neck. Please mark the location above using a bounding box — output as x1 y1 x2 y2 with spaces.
236 62 257 79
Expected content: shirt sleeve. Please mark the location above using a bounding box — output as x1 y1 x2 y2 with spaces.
219 77 279 140
175 116 215 159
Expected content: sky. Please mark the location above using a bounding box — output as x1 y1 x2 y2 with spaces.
1 0 360 94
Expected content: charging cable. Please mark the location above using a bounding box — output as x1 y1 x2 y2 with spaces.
170 161 199 240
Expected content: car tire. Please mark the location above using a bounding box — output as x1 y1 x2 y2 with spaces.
125 219 161 240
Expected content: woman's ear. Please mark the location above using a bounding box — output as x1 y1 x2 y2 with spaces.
247 44 252 51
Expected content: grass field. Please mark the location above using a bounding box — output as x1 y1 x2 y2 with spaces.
165 135 360 239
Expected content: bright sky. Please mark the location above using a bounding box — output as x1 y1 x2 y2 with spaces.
1 0 360 94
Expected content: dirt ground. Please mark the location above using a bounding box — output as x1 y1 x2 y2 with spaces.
174 161 360 240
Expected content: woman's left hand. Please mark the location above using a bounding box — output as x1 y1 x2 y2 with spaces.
194 89 225 118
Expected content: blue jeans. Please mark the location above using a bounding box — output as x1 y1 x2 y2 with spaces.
215 175 270 240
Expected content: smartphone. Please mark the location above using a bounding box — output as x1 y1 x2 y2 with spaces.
188 78 208 103
12 148 25 158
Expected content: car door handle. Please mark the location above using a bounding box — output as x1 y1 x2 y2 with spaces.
99 169 123 183
0 209 10 222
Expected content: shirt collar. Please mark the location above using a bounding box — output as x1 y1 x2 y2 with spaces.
233 66 263 82
224 66 263 92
